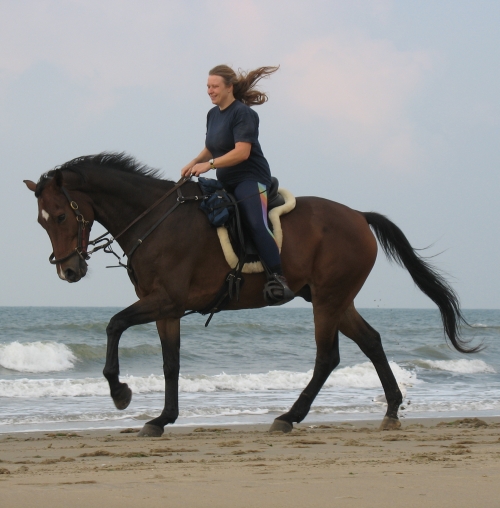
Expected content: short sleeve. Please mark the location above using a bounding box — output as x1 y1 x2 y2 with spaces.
232 106 258 144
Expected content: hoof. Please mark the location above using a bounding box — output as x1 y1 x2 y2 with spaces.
269 419 293 433
113 383 132 410
379 416 402 431
138 423 164 437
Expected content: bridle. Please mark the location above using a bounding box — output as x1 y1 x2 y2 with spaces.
48 187 91 265
47 177 192 267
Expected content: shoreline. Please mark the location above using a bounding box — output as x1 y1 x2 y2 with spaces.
2 409 500 435
2 414 500 437
1 415 499 507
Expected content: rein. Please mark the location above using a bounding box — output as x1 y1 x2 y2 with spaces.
49 176 192 266
112 176 191 243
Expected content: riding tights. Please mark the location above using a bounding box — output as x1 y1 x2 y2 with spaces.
231 180 282 275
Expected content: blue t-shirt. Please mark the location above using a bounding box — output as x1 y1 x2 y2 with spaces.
205 100 272 188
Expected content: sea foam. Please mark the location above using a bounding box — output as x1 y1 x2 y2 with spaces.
0 361 417 398
415 359 495 374
176 361 417 394
0 341 76 373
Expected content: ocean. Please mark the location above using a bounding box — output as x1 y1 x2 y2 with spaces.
0 307 499 433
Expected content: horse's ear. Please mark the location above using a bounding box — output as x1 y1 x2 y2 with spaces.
24 180 37 192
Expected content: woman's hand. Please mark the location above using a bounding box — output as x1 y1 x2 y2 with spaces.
180 161 211 178
180 148 213 177
180 161 196 178
190 162 211 177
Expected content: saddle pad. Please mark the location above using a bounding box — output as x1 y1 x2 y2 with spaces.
217 187 296 274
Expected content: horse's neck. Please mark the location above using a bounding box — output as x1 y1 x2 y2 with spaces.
81 172 175 249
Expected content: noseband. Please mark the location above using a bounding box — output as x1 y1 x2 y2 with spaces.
48 187 91 265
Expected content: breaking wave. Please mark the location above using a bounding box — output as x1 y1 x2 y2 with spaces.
0 361 417 398
0 341 76 373
413 359 495 374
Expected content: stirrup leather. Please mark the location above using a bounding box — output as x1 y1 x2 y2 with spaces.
263 274 295 306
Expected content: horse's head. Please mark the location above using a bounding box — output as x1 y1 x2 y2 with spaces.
24 169 94 283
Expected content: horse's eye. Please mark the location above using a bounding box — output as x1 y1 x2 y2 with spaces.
57 214 66 224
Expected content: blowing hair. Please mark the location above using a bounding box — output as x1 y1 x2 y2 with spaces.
209 65 279 106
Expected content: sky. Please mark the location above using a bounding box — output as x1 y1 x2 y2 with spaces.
1 0 498 309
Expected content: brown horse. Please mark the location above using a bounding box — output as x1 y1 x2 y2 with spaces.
24 153 475 437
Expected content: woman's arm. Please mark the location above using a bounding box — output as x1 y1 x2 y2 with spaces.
212 142 251 168
180 147 213 177
189 142 251 177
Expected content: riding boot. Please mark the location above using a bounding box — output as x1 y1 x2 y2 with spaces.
263 274 295 306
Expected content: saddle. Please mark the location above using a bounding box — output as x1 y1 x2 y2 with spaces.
193 177 296 325
218 178 296 274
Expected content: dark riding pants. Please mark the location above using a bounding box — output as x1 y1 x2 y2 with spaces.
232 180 282 274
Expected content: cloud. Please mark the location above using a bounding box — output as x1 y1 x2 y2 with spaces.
283 32 432 171
0 0 433 170
0 0 192 111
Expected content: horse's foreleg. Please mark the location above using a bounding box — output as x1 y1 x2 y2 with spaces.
103 296 166 411
339 305 403 430
138 318 180 437
270 307 340 433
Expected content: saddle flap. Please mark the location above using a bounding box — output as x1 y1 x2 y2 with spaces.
268 177 285 210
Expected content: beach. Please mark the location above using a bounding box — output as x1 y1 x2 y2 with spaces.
1 308 499 506
1 416 499 508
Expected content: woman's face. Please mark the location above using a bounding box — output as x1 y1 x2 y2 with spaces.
207 74 233 106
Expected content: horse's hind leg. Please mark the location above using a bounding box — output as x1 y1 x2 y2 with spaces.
138 318 180 437
270 305 340 433
339 304 403 430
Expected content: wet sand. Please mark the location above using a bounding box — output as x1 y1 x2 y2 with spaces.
1 416 499 507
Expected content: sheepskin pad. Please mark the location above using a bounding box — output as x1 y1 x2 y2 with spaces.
216 188 296 274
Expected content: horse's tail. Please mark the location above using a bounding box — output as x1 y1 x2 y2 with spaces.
363 212 479 353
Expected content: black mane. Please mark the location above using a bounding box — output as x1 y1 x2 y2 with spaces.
35 152 167 197
59 153 164 179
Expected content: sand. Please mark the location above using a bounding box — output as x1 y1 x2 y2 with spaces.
1 416 499 508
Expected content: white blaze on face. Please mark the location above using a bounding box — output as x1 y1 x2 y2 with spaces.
41 209 50 221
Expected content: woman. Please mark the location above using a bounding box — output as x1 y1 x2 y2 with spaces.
180 64 294 305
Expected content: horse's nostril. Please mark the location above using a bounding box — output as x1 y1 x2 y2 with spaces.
64 268 77 282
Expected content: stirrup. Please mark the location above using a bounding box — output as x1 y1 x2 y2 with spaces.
263 274 295 306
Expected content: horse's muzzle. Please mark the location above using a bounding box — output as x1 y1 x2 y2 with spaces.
58 257 88 283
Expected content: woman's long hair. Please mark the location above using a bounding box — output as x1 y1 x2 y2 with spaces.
209 65 279 106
